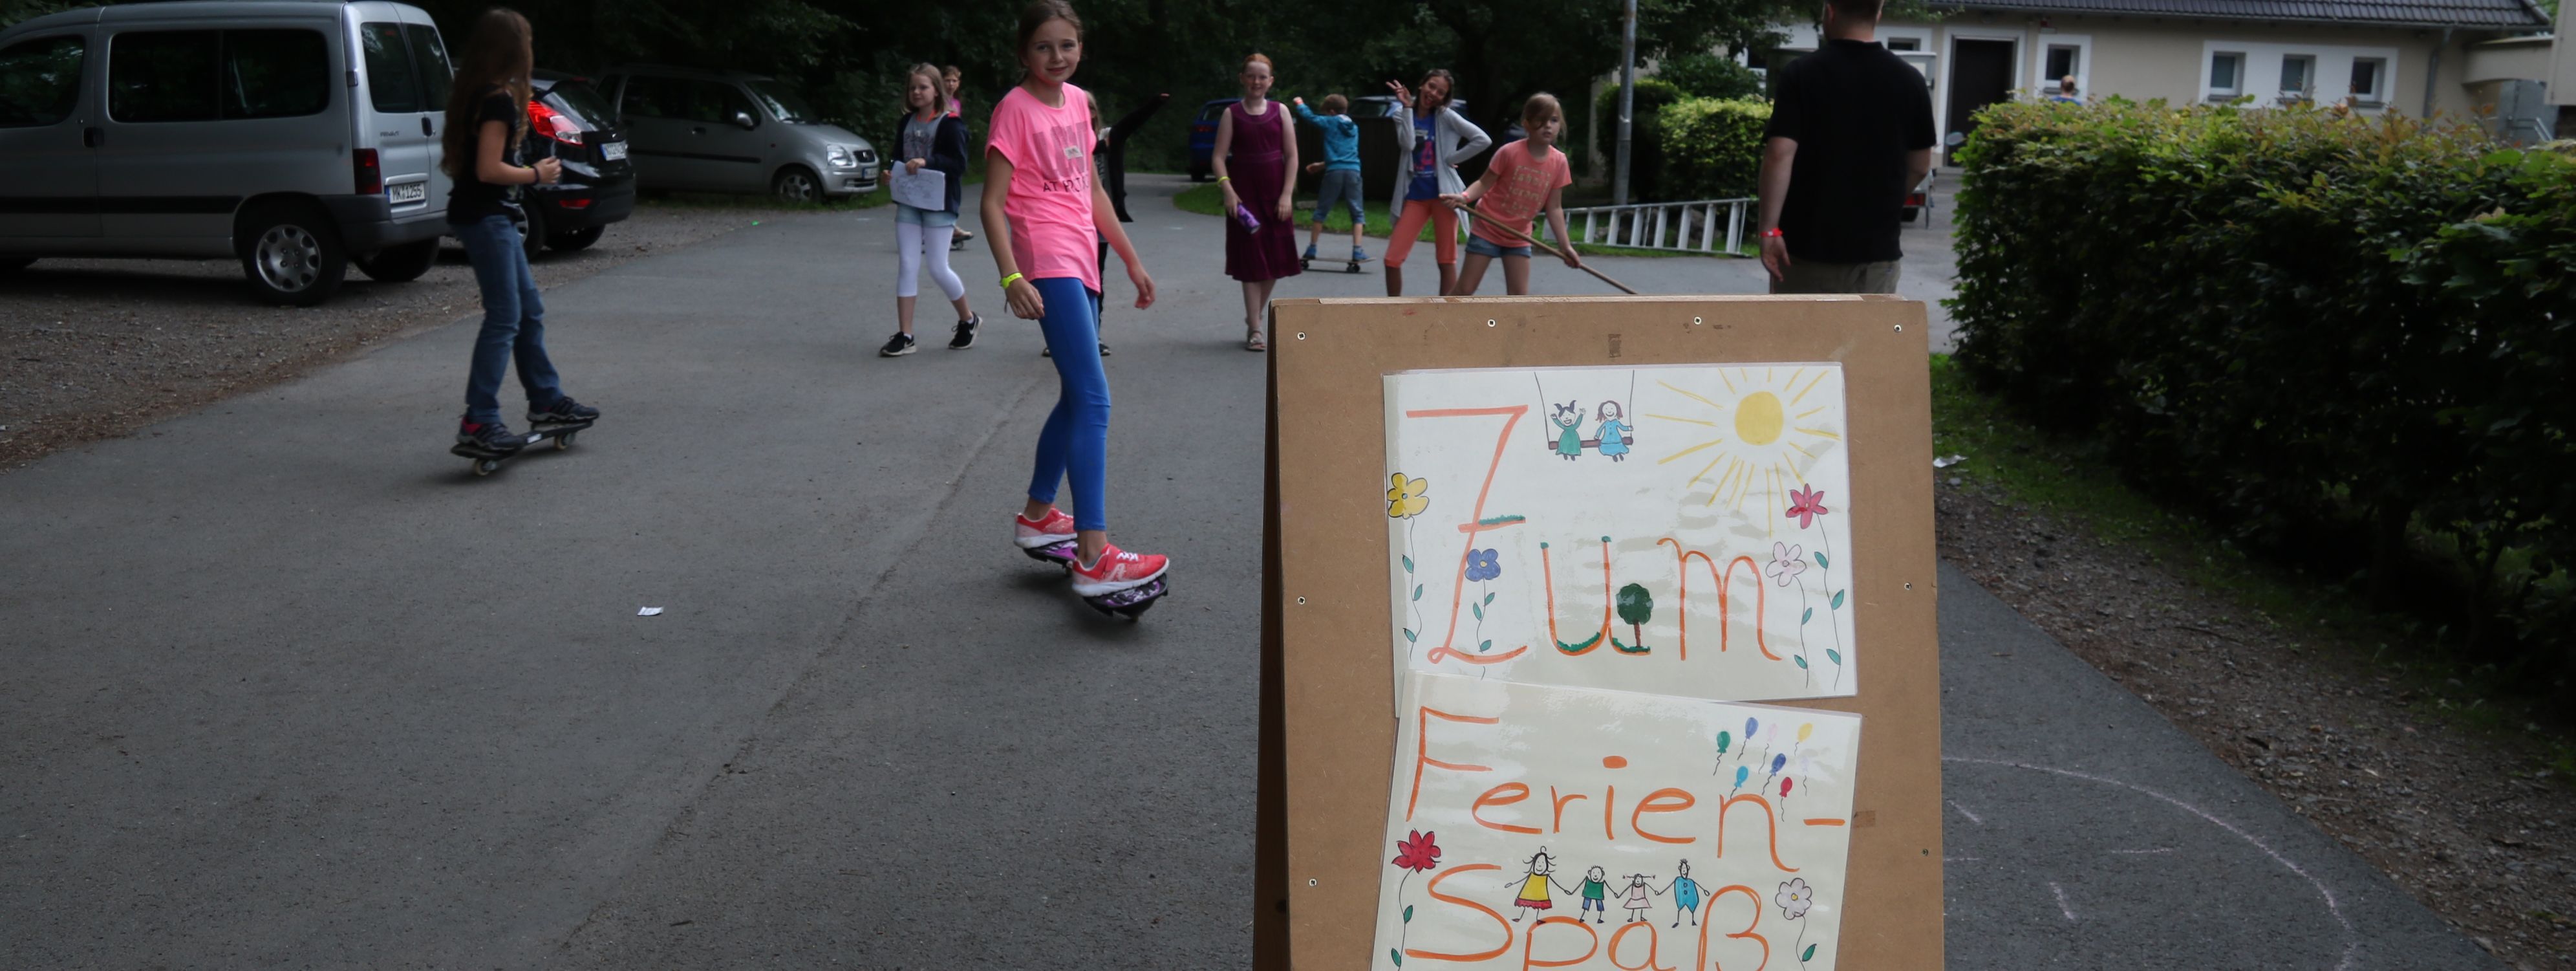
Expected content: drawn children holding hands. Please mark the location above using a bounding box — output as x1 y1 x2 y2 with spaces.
1619 872 1657 922
1578 865 1611 923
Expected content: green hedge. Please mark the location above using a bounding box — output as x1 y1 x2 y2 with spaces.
1659 97 1770 199
1951 99 2576 697
1596 78 1684 200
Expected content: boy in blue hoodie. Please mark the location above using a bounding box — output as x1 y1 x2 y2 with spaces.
1291 94 1367 264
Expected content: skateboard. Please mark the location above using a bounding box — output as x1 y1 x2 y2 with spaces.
1301 253 1375 274
1020 540 1170 619
450 419 593 477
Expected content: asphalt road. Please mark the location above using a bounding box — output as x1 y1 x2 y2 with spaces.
0 175 2486 968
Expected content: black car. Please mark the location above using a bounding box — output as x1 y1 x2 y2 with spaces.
517 71 636 256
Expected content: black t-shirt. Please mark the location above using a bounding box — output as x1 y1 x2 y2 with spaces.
1763 39 1937 263
445 88 525 224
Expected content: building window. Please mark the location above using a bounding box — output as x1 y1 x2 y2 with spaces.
2350 57 2387 104
2208 52 2242 98
1885 37 1920 51
2280 54 2314 100
2045 44 2080 82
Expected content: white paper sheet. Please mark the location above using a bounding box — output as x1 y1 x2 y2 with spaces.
890 166 945 211
1384 364 1860 706
1369 673 1862 970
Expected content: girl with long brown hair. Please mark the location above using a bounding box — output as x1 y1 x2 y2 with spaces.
443 7 596 457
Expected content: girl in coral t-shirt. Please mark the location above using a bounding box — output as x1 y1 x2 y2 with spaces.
980 0 1170 616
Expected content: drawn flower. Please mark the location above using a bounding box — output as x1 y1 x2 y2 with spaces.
1391 829 1442 873
1388 474 1430 519
1465 548 1501 582
1775 878 1814 921
1767 541 1809 587
1786 485 1830 530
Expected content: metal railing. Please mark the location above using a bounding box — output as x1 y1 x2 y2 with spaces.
1555 198 1758 257
2492 115 2558 147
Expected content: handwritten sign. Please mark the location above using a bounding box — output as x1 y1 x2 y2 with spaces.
1371 673 1862 970
1383 364 1858 705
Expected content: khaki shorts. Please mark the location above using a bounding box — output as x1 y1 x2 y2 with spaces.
1770 259 1902 294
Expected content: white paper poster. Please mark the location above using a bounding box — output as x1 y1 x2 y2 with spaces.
1384 364 1858 706
1369 673 1863 970
890 166 946 211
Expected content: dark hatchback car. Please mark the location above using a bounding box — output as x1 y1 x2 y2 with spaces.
515 71 634 256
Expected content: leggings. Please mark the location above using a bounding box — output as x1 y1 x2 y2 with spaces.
1027 276 1110 531
896 221 965 301
1383 198 1459 269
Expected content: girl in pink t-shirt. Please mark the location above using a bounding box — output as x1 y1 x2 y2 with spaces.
1444 93 1580 296
981 0 1170 616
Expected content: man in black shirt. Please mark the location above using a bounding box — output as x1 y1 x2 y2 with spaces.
1757 0 1937 294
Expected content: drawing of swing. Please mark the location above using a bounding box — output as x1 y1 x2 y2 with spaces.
1532 371 1638 460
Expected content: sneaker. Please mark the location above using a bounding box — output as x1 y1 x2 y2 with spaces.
1302 243 1318 260
1014 508 1078 550
948 314 980 350
1097 340 1111 356
1069 542 1170 597
457 417 528 453
527 395 599 425
1351 246 1371 263
879 332 918 357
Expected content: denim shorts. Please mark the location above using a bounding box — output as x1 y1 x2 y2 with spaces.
1465 234 1532 259
896 202 958 228
1312 168 1362 224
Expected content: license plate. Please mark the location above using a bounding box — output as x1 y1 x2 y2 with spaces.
601 141 628 162
387 182 426 204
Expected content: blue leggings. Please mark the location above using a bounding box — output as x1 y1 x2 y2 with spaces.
1027 276 1109 531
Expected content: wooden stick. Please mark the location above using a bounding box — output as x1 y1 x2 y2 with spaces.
1457 201 1640 295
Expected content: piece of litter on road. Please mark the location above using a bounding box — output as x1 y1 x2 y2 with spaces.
1933 453 1968 468
638 607 663 616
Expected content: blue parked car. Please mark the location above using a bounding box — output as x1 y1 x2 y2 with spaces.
1186 97 1237 181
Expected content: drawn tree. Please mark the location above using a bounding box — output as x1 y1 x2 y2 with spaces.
1616 583 1654 651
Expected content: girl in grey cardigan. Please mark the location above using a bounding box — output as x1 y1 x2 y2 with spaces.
1383 70 1490 296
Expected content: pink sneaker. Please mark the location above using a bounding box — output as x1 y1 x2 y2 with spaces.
1014 508 1077 550
1069 543 1169 597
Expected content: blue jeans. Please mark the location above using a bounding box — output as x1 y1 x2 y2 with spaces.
455 215 563 423
1465 234 1532 259
1027 276 1110 532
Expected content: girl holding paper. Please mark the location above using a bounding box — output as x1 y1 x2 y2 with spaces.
881 63 981 356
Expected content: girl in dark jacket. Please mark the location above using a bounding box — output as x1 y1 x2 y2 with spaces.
881 63 982 356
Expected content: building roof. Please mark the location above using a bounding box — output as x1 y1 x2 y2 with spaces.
1946 0 2550 28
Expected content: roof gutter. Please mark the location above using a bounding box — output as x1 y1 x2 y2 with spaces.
1931 3 2544 30
2423 25 2451 116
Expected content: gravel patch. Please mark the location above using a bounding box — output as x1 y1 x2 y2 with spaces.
1938 479 2576 970
0 202 795 472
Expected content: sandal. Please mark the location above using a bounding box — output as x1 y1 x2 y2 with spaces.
1245 327 1268 353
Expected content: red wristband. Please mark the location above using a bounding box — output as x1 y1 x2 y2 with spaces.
1762 228 1784 239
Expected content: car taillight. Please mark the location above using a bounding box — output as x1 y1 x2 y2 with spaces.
529 100 583 146
354 148 383 195
558 199 592 209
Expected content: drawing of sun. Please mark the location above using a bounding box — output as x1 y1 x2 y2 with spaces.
1646 367 1842 529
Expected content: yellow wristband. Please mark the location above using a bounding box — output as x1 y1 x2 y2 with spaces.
1000 272 1024 290
1217 175 1230 184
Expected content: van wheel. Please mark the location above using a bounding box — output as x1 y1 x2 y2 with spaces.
773 166 821 204
548 226 605 251
510 206 547 261
239 203 347 306
0 257 33 274
353 238 438 282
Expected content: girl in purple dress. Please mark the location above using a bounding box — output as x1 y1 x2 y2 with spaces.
1212 52 1300 351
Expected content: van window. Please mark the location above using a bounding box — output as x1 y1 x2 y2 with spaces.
0 34 84 128
403 24 452 102
619 75 679 118
222 29 328 118
360 22 421 113
692 80 757 125
109 31 220 122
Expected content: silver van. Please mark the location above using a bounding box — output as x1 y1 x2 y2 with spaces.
594 65 877 202
0 0 455 305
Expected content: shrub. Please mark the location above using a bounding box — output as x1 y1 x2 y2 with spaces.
1950 98 2576 703
1596 78 1684 200
1659 96 1770 199
1655 52 1765 101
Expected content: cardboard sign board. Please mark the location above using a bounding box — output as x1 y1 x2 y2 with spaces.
1260 296 1942 970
